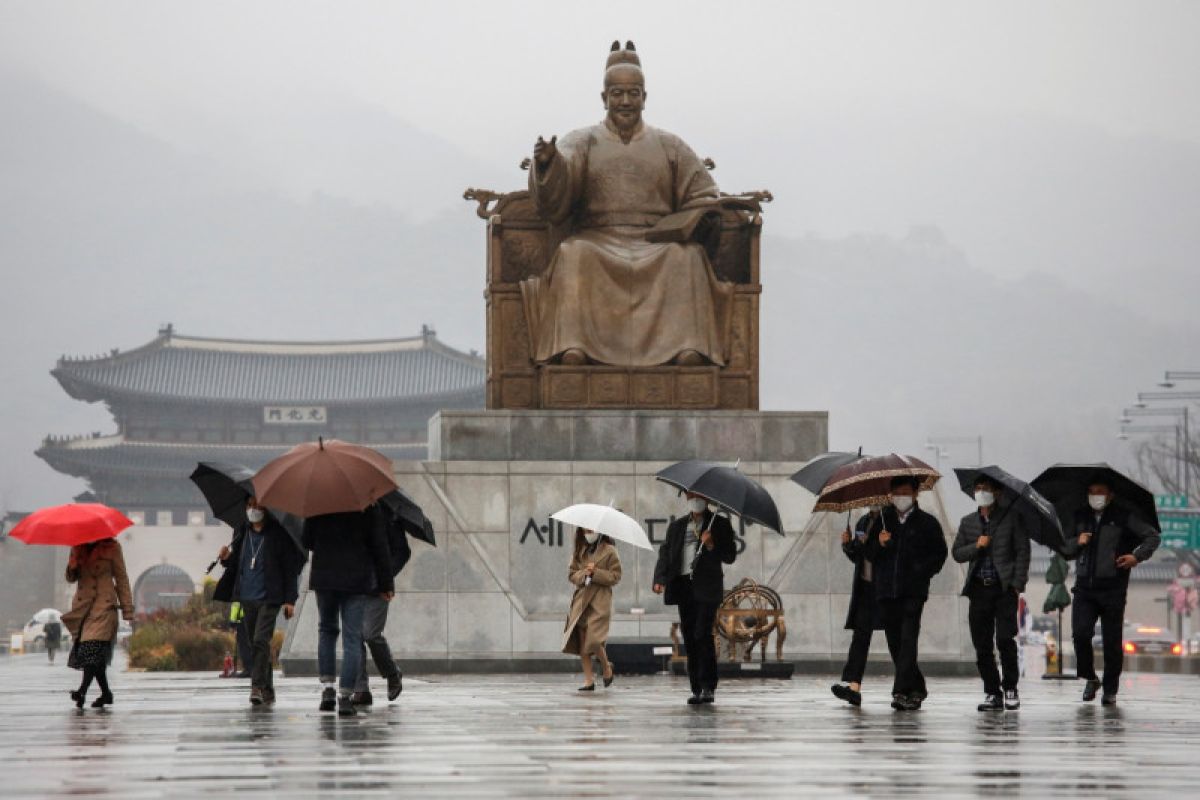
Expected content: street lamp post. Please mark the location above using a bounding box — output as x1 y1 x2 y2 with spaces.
1122 407 1188 489
923 444 952 471
1137 392 1194 505
926 435 984 467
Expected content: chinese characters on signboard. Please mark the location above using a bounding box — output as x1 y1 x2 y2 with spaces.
263 406 328 425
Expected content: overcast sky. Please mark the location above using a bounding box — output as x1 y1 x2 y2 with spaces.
1 1 1197 512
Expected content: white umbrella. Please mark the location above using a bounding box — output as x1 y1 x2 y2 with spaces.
550 503 654 551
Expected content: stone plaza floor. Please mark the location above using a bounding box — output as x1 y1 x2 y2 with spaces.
1 652 1199 798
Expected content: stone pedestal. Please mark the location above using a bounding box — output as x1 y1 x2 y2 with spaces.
281 410 975 674
429 409 828 463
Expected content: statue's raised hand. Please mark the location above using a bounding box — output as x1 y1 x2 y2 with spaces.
534 135 558 169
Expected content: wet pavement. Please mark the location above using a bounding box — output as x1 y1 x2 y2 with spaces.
1 652 1199 798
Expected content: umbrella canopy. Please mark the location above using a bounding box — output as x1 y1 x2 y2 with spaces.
189 462 256 528
1043 553 1072 613
789 451 868 495
953 465 1067 553
379 488 437 547
189 461 305 554
252 437 398 518
813 453 940 512
550 503 653 551
655 460 783 534
9 503 133 546
1031 463 1160 534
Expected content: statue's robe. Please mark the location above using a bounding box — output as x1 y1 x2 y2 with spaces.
521 120 732 367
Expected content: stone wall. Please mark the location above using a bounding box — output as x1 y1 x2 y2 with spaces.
281 459 975 672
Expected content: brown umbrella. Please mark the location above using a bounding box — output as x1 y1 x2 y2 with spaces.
812 453 940 512
251 437 398 518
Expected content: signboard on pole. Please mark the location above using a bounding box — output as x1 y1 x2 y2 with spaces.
1160 512 1200 549
1156 494 1188 510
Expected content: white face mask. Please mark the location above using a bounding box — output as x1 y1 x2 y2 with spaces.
975 490 995 508
246 508 265 524
891 495 914 513
688 498 708 514
583 531 599 545
1088 494 1108 512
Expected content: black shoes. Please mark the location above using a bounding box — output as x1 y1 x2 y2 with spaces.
337 695 357 717
351 691 373 707
699 690 715 704
831 684 862 707
603 669 615 688
892 694 922 711
1004 689 1020 710
1101 694 1118 706
578 684 595 692
387 671 403 701
91 692 113 709
250 687 264 706
687 694 703 705
319 687 337 712
262 688 276 706
71 690 84 709
1081 679 1101 702
977 693 1003 712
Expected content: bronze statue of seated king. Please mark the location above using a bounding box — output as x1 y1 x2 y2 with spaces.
465 41 770 410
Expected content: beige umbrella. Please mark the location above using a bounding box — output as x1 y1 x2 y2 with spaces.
251 437 397 518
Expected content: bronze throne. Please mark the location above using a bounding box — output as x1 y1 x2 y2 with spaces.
464 175 771 411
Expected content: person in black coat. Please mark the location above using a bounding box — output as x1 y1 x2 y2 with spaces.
213 498 304 706
43 619 63 663
301 503 395 717
652 492 737 705
865 477 948 711
831 507 883 706
951 476 1032 712
1060 476 1160 705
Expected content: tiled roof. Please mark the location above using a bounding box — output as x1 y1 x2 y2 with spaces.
37 435 427 479
52 327 485 404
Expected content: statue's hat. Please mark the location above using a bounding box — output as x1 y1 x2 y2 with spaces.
604 40 643 82
606 40 642 72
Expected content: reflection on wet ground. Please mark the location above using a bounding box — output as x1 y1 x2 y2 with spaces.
0 653 1197 797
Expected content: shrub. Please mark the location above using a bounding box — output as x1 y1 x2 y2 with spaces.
144 645 179 672
169 627 235 671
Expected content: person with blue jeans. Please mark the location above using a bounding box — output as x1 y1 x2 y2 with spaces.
302 504 394 717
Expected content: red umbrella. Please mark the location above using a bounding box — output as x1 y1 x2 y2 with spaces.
813 453 941 512
9 503 133 546
252 437 398 518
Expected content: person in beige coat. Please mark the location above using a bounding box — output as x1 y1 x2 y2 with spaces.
60 537 134 708
562 528 622 690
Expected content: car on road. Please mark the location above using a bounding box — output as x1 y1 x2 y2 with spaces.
22 608 71 650
1114 625 1183 656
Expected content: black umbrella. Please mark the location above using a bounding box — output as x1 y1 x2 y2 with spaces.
189 462 305 556
789 450 867 495
379 488 436 547
655 460 783 534
189 462 256 528
953 465 1067 553
1031 463 1161 535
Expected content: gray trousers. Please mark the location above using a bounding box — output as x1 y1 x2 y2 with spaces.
241 602 280 690
356 595 399 692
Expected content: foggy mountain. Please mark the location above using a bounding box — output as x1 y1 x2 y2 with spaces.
1 65 1195 511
